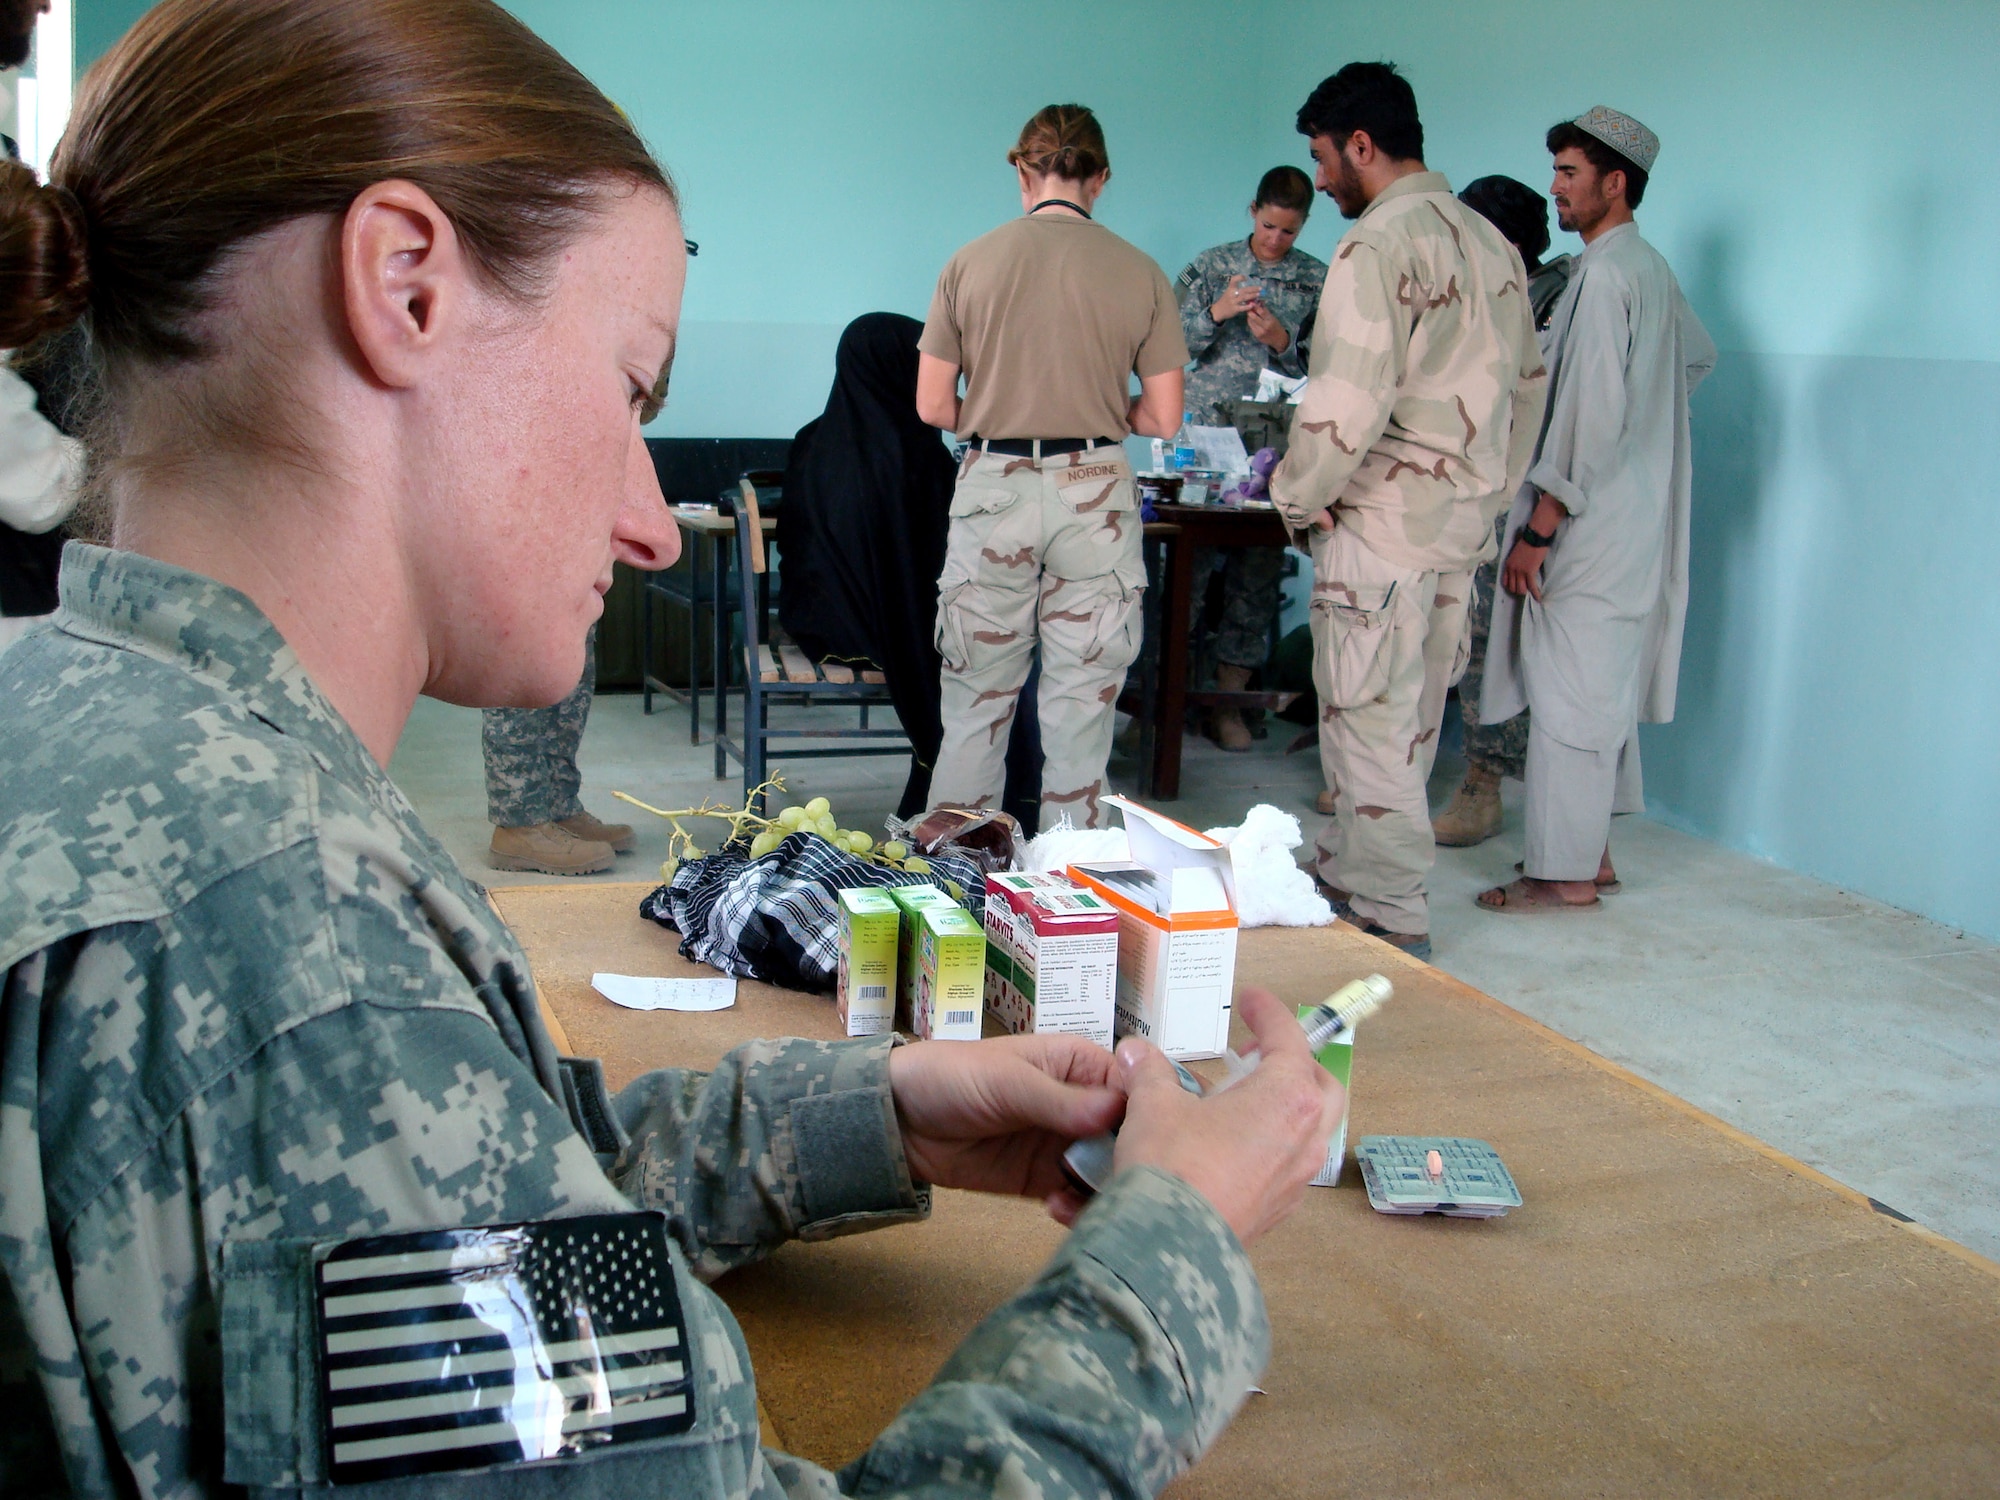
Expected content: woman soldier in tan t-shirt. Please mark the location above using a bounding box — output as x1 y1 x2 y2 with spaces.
916 104 1185 830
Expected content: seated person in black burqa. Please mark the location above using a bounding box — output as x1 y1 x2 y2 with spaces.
780 312 1040 822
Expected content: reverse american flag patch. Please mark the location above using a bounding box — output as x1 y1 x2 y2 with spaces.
314 1213 694 1485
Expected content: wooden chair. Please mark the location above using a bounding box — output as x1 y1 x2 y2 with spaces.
637 439 790 739
712 477 910 810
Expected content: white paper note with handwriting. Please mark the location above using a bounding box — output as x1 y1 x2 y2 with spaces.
591 973 738 1012
1188 424 1252 475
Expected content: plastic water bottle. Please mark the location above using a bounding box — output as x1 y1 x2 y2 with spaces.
1172 412 1198 472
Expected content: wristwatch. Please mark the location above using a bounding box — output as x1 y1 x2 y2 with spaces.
1518 522 1557 549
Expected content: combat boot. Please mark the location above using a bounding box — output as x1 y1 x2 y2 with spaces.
1432 765 1501 847
557 809 635 853
1205 663 1254 753
488 823 616 876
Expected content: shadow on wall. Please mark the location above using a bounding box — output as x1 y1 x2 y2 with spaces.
1643 224 1778 839
1650 192 2000 941
1791 183 2000 937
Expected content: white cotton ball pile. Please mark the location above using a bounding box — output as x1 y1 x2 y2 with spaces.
1019 820 1129 874
1205 804 1334 928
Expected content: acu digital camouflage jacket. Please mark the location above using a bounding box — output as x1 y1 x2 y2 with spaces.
0 546 1269 1499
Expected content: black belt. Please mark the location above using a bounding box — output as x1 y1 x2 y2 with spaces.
977 437 1117 458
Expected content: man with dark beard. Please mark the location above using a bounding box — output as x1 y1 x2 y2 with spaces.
1268 62 1546 961
0 0 49 71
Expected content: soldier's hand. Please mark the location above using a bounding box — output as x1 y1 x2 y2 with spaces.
1246 300 1288 352
1502 538 1548 600
1211 275 1259 322
1109 988 1344 1247
888 1034 1123 1215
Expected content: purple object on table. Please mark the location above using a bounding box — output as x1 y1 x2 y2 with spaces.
1221 447 1279 506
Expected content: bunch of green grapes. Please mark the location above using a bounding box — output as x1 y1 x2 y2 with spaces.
638 778 937 883
744 796 929 871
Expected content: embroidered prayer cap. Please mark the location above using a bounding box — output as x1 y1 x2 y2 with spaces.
1571 105 1659 174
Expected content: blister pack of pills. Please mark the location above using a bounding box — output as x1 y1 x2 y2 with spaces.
1354 1136 1522 1218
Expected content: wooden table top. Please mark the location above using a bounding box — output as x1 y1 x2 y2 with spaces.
493 882 2000 1497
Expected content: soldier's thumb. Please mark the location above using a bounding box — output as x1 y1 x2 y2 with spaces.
1115 1036 1182 1102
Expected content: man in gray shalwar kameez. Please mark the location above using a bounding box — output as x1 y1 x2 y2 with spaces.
1478 107 1717 912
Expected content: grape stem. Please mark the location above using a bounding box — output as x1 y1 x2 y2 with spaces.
613 779 927 870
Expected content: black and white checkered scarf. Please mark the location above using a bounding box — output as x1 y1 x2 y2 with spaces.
639 832 988 993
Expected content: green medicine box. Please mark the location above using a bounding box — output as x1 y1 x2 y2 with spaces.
889 885 960 1027
836 888 900 1037
1301 1000 1357 1187
914 905 986 1042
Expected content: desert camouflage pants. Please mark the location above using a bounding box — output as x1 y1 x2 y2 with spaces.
1309 525 1473 936
1192 544 1287 670
930 446 1144 831
1460 517 1529 778
483 624 594 827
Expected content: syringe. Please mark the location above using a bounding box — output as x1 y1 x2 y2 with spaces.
1216 972 1394 1089
1060 974 1394 1194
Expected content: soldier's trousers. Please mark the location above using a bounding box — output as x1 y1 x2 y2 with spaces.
1460 541 1529 779
930 446 1145 831
1523 719 1643 881
1309 525 1473 936
483 625 595 827
1192 544 1287 670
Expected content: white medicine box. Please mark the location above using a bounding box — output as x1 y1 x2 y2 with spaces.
1065 795 1238 1061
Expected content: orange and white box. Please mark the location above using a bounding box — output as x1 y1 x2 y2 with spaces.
1065 795 1238 1061
982 872 1119 1047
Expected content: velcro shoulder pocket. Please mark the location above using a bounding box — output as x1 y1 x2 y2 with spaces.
218 1238 328 1490
221 1214 704 1493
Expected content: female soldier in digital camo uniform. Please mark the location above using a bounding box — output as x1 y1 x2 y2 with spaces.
0 7 1342 1495
1175 165 1327 751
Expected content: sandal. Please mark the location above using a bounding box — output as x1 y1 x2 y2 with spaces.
1477 877 1601 914
1514 860 1621 895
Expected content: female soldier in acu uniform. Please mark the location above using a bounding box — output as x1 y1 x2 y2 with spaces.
0 15 1342 1496
917 104 1187 830
1175 165 1327 751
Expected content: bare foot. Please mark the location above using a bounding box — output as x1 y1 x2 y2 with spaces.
1476 876 1602 912
1515 857 1620 893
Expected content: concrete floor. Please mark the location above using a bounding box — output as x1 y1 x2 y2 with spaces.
389 689 2000 1263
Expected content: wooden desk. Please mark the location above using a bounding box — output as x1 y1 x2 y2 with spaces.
1144 504 1296 800
493 883 2000 1496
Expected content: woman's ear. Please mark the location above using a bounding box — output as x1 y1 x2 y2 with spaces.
341 180 467 390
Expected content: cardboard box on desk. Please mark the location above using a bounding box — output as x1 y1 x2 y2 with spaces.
1303 1001 1356 1187
835 888 899 1037
913 905 985 1042
1066 795 1238 1061
983 872 1119 1047
888 885 958 1027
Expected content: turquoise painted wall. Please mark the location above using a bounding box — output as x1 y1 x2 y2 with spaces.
76 0 150 74
75 2 2000 940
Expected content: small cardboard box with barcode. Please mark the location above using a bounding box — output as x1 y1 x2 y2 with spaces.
1303 1001 1356 1186
983 872 1119 1047
889 885 959 1027
913 904 985 1041
835 887 899 1037
1066 795 1238 1060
